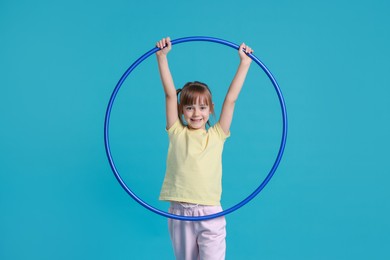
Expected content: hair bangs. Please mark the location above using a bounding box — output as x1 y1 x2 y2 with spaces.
180 84 212 106
180 88 211 107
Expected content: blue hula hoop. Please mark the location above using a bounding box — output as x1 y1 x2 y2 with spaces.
104 36 288 221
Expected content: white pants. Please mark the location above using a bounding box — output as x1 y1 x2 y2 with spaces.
168 202 226 260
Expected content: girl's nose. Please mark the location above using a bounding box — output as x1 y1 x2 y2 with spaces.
194 108 200 116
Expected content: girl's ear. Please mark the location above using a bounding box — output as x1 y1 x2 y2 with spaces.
211 103 215 113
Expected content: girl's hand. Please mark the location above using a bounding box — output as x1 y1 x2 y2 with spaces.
156 37 172 56
238 43 253 64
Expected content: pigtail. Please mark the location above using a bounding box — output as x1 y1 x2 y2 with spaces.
176 88 183 124
176 88 182 97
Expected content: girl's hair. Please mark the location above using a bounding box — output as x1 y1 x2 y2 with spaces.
177 81 215 126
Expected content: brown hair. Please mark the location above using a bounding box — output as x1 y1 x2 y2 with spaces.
177 81 215 126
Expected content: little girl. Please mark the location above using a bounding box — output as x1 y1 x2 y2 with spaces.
156 37 253 260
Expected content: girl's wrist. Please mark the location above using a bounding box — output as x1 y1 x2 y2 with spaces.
157 53 168 60
239 60 252 67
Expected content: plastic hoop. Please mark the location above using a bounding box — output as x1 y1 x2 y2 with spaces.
104 36 288 221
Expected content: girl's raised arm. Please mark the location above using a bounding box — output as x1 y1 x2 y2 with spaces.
156 37 178 129
219 43 253 135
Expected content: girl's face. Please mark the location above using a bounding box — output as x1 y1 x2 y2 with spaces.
182 97 211 130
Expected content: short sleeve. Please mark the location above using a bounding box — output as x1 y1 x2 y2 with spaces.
212 122 231 140
166 119 184 136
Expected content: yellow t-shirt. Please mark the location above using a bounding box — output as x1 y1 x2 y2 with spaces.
159 120 230 206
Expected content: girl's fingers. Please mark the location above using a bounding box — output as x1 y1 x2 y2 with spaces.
243 43 253 54
156 37 171 49
241 43 250 53
156 37 172 55
165 37 171 49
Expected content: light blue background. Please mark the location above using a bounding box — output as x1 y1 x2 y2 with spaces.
1 0 389 259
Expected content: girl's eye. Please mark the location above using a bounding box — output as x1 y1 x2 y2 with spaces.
185 107 193 111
